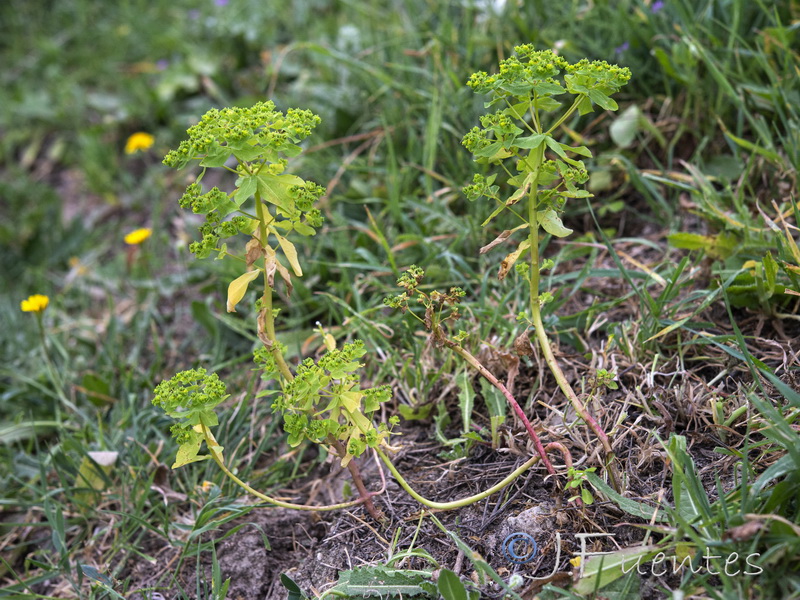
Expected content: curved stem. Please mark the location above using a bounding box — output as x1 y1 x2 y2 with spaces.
445 341 555 475
202 425 378 512
544 441 573 470
376 447 539 511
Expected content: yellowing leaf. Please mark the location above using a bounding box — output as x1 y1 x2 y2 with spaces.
340 391 362 413
226 270 260 313
498 240 531 281
273 231 303 277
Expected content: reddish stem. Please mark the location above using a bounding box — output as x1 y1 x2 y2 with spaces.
445 341 556 475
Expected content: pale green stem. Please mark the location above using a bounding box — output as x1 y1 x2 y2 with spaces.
376 447 539 510
252 190 382 516
202 425 379 512
526 145 613 457
544 95 584 136
254 191 293 382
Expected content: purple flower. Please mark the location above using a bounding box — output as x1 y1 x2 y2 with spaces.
651 0 664 13
615 41 630 55
156 59 169 71
214 0 229 5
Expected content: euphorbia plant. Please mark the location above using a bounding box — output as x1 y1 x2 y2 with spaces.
461 46 630 476
154 101 392 519
152 45 632 517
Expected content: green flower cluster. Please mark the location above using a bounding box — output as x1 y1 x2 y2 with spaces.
163 101 321 168
273 341 395 460
462 173 499 202
386 266 466 347
467 47 569 95
253 342 288 381
176 184 254 258
465 45 630 113
384 264 425 310
152 368 229 428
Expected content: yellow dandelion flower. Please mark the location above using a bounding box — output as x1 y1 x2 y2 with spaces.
569 556 582 568
21 294 50 313
124 132 155 154
124 227 152 245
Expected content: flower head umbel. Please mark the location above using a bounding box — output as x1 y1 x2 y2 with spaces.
125 132 155 154
124 227 152 245
21 294 49 313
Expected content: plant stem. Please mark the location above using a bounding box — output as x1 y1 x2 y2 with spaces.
376 447 539 510
526 146 613 457
202 425 381 512
444 340 555 475
254 192 293 382
253 189 381 517
259 283 293 382
544 95 583 136
328 435 384 521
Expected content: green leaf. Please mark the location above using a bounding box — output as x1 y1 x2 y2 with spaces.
480 202 509 227
515 133 547 149
573 545 658 594
664 434 713 535
538 209 573 237
585 471 667 521
534 96 562 112
544 137 569 160
173 435 210 469
234 175 258 206
229 140 263 162
294 222 316 236
398 403 434 421
80 564 114 587
610 105 642 148
588 89 618 111
473 141 506 159
438 569 468 600
763 251 778 295
504 101 530 119
577 95 594 115
565 144 592 158
280 574 306 600
256 173 305 214
326 566 437 597
340 391 362 413
200 142 231 167
455 371 475 436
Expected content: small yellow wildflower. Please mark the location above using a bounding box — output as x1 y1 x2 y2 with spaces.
20 294 50 313
124 228 152 245
569 556 582 568
124 132 155 154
